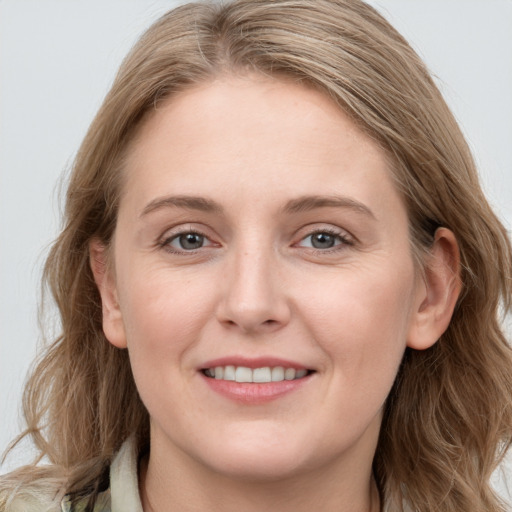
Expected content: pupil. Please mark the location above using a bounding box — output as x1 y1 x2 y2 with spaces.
180 233 203 250
312 233 335 249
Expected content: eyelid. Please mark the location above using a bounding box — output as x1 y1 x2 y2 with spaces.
157 224 219 253
155 223 355 254
294 225 355 251
169 232 214 249
296 224 353 241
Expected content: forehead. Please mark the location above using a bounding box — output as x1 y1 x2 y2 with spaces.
130 75 384 159
120 74 403 222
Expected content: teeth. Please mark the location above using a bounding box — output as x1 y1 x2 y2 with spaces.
253 367 271 383
204 365 309 383
271 366 284 381
284 368 296 380
223 365 235 381
235 366 252 383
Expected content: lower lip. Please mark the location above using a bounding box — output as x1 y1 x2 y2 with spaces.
201 373 311 404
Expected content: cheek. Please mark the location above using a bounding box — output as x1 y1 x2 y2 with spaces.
298 263 416 387
115 271 218 429
120 263 212 334
117 269 215 381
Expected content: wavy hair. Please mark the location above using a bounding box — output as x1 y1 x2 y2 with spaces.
2 1 512 510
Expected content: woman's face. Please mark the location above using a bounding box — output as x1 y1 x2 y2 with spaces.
98 75 429 480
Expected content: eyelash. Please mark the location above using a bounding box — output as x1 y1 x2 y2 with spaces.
296 228 354 253
158 228 213 254
157 227 354 255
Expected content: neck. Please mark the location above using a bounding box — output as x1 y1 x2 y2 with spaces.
139 438 380 512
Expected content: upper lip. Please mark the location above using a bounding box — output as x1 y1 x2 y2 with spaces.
200 356 311 370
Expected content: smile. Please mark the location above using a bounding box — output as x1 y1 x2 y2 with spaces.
203 366 310 383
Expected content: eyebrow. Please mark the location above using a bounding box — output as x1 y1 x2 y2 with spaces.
140 195 223 218
139 194 375 219
282 195 375 219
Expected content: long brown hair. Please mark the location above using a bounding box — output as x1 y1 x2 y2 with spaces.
2 1 511 510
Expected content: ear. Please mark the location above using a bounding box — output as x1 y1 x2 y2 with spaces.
407 227 461 350
89 238 127 349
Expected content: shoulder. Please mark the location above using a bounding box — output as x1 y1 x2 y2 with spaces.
0 470 63 512
0 437 139 512
0 480 111 512
0 489 61 512
0 491 111 512
0 462 69 512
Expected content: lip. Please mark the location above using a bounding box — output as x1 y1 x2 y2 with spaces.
198 356 314 404
200 356 310 370
201 373 313 404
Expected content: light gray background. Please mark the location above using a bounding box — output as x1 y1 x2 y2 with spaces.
1 0 512 496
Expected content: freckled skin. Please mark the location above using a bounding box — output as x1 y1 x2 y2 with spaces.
97 75 434 511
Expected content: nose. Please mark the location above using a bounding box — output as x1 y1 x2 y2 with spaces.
215 245 291 335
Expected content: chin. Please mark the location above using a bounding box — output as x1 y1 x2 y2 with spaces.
192 427 327 482
205 449 311 482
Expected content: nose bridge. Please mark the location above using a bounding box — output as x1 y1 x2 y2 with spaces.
217 235 290 333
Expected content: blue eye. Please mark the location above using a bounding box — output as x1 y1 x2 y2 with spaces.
177 233 204 250
299 230 350 250
309 232 338 249
166 232 209 251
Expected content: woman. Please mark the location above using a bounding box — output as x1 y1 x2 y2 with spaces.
1 0 511 510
